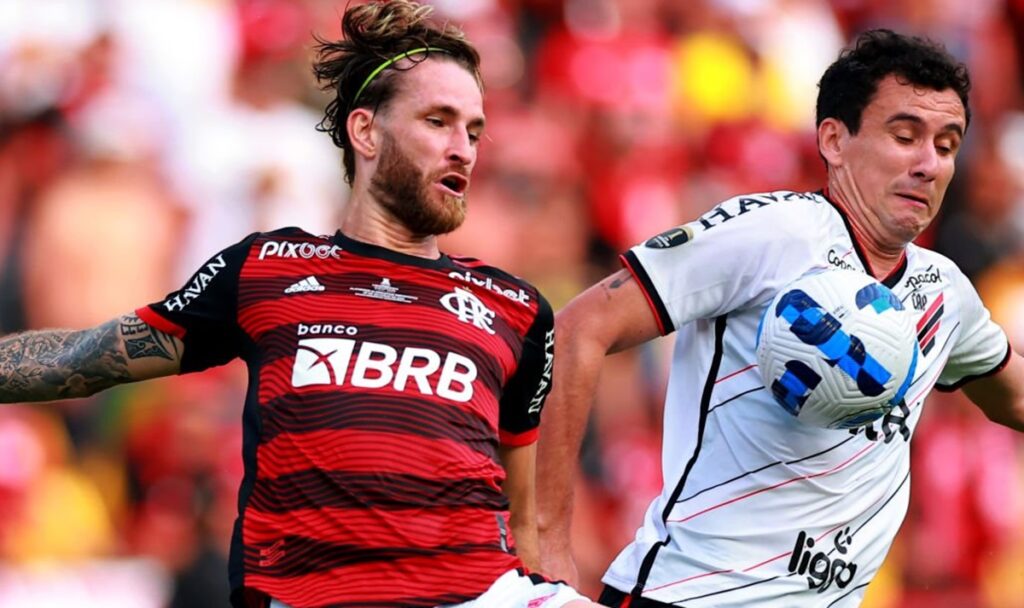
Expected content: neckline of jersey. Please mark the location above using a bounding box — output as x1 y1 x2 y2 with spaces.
817 188 908 289
330 230 457 270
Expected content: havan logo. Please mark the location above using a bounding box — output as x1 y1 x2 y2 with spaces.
163 255 226 312
528 329 555 415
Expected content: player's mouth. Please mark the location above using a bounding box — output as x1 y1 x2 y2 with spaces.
437 173 469 197
894 191 929 207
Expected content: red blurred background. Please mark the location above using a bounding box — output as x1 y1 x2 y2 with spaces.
1 1 1023 606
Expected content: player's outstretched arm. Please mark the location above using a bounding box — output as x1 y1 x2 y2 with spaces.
0 312 183 402
536 269 662 585
964 350 1024 432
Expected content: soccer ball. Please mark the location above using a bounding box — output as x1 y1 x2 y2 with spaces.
755 269 919 430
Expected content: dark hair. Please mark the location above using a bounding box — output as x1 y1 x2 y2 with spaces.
312 0 482 184
816 29 971 134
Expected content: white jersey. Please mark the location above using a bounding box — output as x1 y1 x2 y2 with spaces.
606 190 1011 607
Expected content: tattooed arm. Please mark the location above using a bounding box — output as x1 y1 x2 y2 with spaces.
0 313 183 402
535 269 662 585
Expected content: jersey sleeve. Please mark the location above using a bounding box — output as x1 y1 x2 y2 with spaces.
935 267 1012 391
622 195 819 334
136 233 259 373
497 294 555 447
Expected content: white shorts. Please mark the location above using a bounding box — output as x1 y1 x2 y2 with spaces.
270 568 586 608
440 568 587 608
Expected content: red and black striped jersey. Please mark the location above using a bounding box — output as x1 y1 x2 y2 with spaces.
137 228 555 608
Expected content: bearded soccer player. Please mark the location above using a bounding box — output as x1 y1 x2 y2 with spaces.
536 29 1024 607
0 2 605 607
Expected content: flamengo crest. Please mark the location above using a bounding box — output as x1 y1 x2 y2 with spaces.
441 287 496 334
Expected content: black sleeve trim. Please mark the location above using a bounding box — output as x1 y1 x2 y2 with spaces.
149 232 260 373
621 250 673 336
934 340 1013 392
498 295 555 437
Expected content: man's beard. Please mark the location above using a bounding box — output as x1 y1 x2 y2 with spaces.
369 133 467 236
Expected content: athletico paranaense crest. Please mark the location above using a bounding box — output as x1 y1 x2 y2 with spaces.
916 292 944 357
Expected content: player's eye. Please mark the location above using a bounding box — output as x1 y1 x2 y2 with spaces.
426 117 444 127
935 138 959 156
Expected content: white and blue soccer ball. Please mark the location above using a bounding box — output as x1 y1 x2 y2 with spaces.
755 269 919 430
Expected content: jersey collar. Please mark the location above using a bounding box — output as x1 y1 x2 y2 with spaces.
330 231 458 270
819 188 908 289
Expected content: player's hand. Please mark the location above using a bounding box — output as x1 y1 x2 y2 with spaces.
539 545 580 588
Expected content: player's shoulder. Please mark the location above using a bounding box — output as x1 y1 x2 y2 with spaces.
904 242 972 289
254 226 334 243
649 190 826 248
247 227 343 261
703 190 824 227
446 254 550 312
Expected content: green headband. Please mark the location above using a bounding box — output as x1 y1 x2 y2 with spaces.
352 47 451 107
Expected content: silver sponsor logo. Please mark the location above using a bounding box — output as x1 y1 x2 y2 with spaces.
448 271 531 306
349 278 418 303
258 241 342 260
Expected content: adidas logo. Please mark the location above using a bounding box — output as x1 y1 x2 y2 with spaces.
285 276 325 294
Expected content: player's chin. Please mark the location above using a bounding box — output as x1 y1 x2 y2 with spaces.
437 199 468 234
891 215 930 244
417 196 467 236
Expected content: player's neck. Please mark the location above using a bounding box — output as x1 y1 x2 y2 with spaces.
825 181 905 279
341 195 441 260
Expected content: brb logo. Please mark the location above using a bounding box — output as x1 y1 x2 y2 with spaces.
441 287 496 334
291 335 477 402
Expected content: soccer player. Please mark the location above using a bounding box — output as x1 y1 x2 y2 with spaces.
536 29 1024 607
0 2 604 607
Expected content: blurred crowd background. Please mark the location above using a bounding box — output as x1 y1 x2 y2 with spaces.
1 0 1023 606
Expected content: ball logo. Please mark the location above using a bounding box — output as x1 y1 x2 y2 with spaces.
441 287 496 334
776 289 893 399
758 270 918 430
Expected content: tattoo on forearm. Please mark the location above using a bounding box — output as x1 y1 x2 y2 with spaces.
602 272 635 300
0 314 178 402
609 273 634 289
120 315 178 361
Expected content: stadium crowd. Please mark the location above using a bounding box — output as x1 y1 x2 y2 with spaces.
0 0 1023 606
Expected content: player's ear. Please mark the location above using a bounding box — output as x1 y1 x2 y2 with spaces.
817 118 848 168
347 108 379 160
